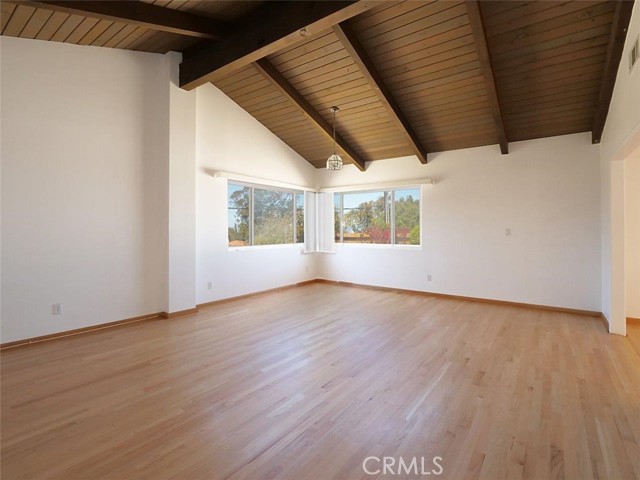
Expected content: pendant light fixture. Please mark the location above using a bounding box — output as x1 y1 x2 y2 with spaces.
326 106 343 170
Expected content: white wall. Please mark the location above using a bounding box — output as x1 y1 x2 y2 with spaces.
317 134 601 311
0 37 170 343
195 84 318 304
2 25 627 342
166 52 197 313
599 4 640 165
599 3 640 334
625 149 640 318
600 146 613 323
0 35 4 332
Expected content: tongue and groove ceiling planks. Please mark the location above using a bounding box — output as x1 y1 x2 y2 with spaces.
1 0 634 169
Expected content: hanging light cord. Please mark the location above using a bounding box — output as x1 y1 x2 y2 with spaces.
332 108 337 156
326 106 342 170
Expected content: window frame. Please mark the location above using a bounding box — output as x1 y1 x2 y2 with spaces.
334 186 422 248
227 181 304 249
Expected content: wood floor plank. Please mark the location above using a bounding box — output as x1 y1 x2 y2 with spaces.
1 283 639 479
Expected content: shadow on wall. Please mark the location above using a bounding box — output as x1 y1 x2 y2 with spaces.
141 60 170 311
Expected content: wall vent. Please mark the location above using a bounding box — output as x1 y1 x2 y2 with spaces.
631 35 639 73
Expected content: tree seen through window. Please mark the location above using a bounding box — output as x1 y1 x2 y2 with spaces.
334 188 420 245
227 183 304 247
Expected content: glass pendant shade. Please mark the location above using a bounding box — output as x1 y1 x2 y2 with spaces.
326 153 343 170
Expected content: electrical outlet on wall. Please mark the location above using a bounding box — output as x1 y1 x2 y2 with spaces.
207 281 212 290
52 304 62 315
505 228 512 237
427 274 432 282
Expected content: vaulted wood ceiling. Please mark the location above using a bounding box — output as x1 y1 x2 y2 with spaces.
1 0 635 170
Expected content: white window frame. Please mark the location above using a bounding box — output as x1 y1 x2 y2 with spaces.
227 181 305 249
333 186 422 249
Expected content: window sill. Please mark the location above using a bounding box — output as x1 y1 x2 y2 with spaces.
335 243 422 251
228 243 304 252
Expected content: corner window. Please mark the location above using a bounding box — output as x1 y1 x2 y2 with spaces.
296 192 304 244
334 188 420 246
228 184 250 246
228 182 304 247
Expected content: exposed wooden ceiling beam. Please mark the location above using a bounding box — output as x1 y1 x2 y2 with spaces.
254 58 367 171
333 22 429 164
591 0 635 145
179 1 372 91
465 0 509 155
22 1 228 40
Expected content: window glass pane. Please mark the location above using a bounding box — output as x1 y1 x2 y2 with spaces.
228 183 250 246
342 191 391 244
254 188 293 245
334 193 342 243
394 188 420 245
296 193 304 243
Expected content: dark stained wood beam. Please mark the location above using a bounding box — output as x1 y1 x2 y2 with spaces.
22 1 227 40
254 58 367 171
333 22 429 164
179 1 372 91
591 0 635 144
465 0 509 155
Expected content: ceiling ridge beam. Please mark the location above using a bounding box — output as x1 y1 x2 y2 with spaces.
591 0 635 145
465 0 509 155
21 1 228 40
254 58 367 171
179 1 373 91
333 22 429 164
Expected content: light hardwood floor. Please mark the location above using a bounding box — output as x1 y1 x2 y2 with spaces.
2 283 639 480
